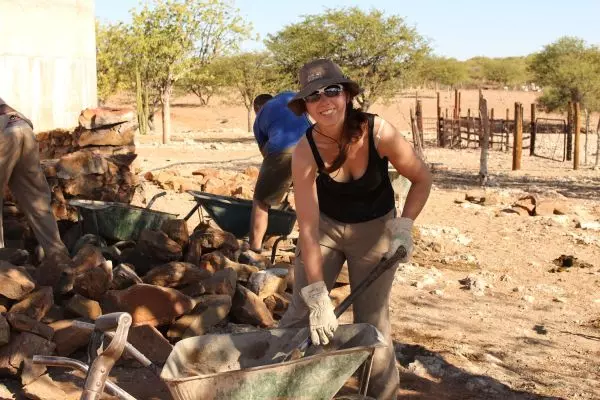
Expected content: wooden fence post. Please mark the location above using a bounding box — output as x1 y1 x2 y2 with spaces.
530 103 536 156
505 108 510 152
416 99 424 145
479 91 490 185
567 101 573 161
490 108 495 149
574 102 581 170
513 102 523 170
436 92 441 147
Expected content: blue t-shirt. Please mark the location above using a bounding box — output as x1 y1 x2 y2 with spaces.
253 91 311 155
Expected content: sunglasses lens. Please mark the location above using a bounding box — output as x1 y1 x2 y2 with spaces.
324 85 343 97
304 93 321 103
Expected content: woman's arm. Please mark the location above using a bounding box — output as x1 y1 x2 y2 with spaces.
375 117 432 220
291 137 323 283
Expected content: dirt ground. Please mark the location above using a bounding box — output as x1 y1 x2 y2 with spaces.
67 90 599 400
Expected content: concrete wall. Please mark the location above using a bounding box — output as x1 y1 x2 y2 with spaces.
0 0 97 131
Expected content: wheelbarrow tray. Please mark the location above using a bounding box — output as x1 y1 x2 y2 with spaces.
160 323 386 400
68 199 177 241
187 191 296 239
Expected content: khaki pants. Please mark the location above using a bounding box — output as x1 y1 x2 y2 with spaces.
0 114 66 256
279 210 399 400
253 150 293 206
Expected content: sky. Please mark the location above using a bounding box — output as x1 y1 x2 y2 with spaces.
95 0 600 60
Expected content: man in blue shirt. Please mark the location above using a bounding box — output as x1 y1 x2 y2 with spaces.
244 91 311 260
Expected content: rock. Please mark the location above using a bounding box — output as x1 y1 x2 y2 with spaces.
168 295 232 339
535 200 561 216
143 262 212 288
0 382 13 399
184 232 203 266
65 294 102 320
9 287 53 321
231 284 275 328
0 315 9 346
0 332 55 376
522 295 535 303
22 374 67 400
199 251 259 282
71 234 107 256
110 263 143 290
137 229 183 263
55 150 111 179
160 219 190 249
78 107 136 130
577 220 600 231
203 177 229 196
263 293 290 319
180 268 237 297
336 264 350 285
0 262 35 300
34 252 75 295
0 249 29 266
510 206 531 217
191 226 239 255
119 248 159 277
74 120 137 148
73 259 113 301
5 313 54 340
125 325 173 365
0 297 9 314
232 185 253 200
459 275 488 296
40 305 66 325
101 284 194 327
553 297 567 303
48 319 92 356
247 270 287 299
513 195 536 216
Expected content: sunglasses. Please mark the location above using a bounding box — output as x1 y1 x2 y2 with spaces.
304 84 344 103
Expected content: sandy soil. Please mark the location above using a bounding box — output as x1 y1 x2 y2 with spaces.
66 90 600 400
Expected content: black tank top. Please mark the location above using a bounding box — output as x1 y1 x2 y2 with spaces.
306 113 395 223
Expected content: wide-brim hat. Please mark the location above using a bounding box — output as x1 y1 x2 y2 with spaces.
287 59 362 116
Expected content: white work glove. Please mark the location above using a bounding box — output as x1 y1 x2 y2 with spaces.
384 217 414 262
300 281 338 346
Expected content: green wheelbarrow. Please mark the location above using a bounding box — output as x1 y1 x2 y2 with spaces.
68 192 177 242
184 190 297 262
33 315 384 400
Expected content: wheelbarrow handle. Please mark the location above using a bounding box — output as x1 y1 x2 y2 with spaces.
283 246 407 361
146 191 167 209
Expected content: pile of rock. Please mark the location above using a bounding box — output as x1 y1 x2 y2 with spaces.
37 108 139 221
0 219 315 398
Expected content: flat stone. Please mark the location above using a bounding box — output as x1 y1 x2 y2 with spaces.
125 325 173 365
0 314 9 346
22 373 67 400
0 261 35 300
0 332 55 376
160 219 189 249
65 293 102 320
9 287 53 321
247 270 287 299
78 107 136 130
137 230 182 263
110 263 142 290
142 261 212 288
230 284 275 328
5 313 54 340
168 294 232 339
101 284 194 327
48 319 92 356
74 119 137 148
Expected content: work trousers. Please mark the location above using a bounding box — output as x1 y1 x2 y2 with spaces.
0 114 66 256
279 210 400 400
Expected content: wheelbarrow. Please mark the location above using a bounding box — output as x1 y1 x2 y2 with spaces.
33 314 385 400
184 190 297 263
68 192 178 242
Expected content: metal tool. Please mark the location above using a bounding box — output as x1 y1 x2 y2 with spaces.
282 245 407 362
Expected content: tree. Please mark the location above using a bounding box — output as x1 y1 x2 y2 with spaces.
95 21 131 104
266 7 429 110
482 57 528 88
529 36 600 112
129 0 251 143
217 53 282 132
418 56 468 89
179 61 227 106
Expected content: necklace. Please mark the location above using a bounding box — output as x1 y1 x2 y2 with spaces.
313 126 341 147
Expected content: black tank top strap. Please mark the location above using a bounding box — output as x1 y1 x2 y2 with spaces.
306 127 326 172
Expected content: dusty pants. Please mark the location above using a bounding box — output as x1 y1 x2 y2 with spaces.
0 114 66 256
279 210 400 400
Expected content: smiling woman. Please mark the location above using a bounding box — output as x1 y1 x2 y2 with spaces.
279 58 433 400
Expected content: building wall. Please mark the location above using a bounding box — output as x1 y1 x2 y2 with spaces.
0 0 97 131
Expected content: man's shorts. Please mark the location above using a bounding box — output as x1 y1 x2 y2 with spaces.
254 150 293 206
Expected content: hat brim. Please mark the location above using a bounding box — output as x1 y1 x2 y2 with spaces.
287 78 362 116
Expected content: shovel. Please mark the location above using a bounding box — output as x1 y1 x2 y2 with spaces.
282 245 407 362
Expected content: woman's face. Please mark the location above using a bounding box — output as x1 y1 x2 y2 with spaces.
304 84 348 129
